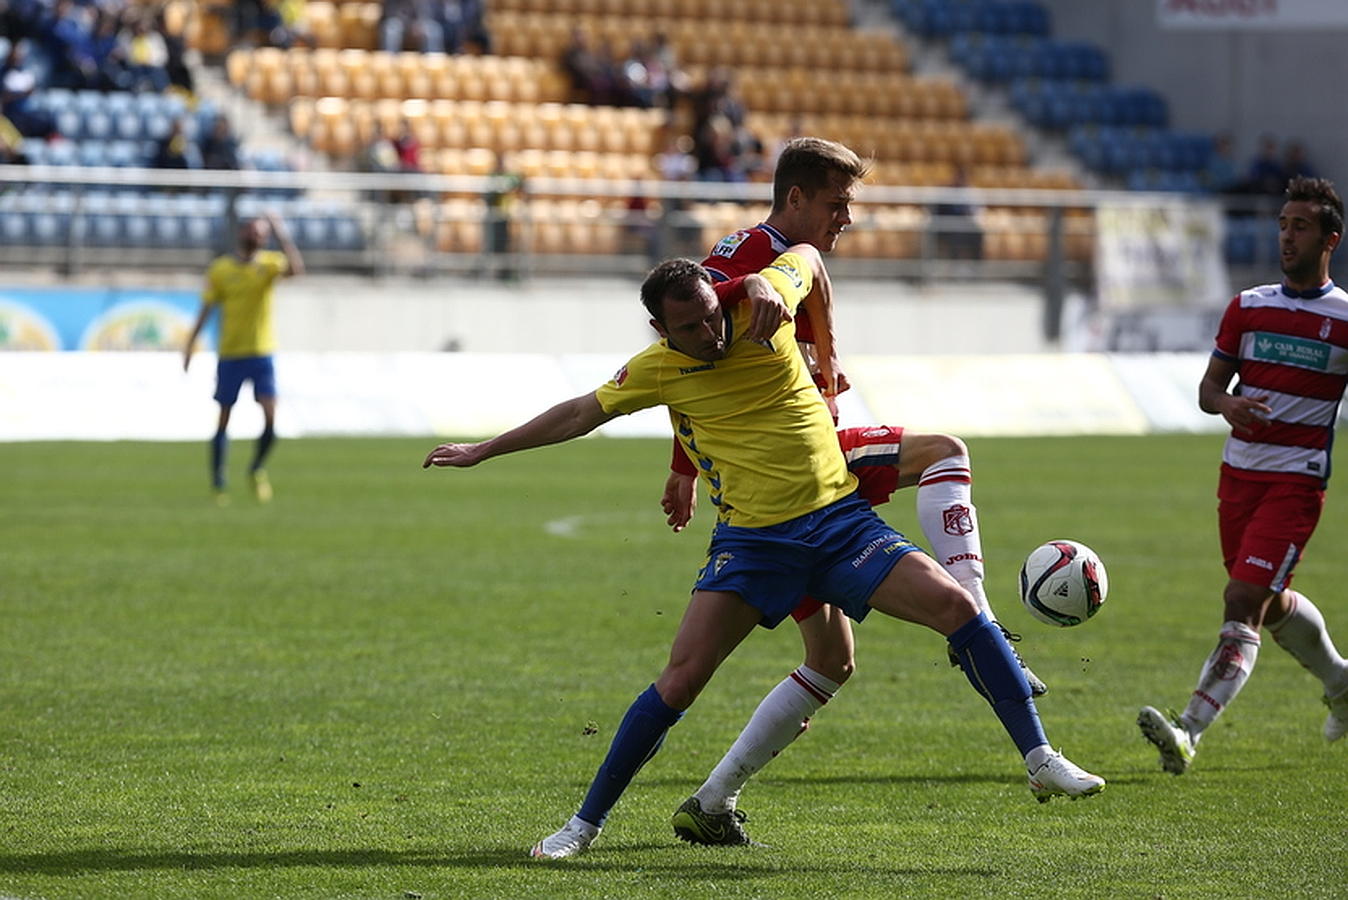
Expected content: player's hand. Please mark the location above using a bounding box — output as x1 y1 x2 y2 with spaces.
1219 393 1272 433
661 471 696 532
742 280 791 342
423 442 485 468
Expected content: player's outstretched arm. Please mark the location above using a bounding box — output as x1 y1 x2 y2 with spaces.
799 259 847 397
423 391 618 469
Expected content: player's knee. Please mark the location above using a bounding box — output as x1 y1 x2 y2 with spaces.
932 432 968 461
904 432 968 474
804 652 854 685
654 666 709 711
1222 579 1275 626
935 582 981 635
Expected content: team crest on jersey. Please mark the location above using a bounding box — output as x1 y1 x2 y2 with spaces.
942 503 974 536
613 365 629 386
712 230 751 258
1321 318 1333 340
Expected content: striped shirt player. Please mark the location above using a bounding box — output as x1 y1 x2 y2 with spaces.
1213 280 1348 589
1138 176 1348 775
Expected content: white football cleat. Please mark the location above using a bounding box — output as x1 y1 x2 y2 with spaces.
1137 705 1197 774
1027 749 1105 803
529 816 600 860
1324 685 1348 743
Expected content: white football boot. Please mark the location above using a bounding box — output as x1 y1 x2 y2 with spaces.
1026 749 1105 802
530 816 600 859
1324 685 1348 743
1137 706 1197 774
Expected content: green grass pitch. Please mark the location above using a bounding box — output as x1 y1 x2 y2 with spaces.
2 434 1346 899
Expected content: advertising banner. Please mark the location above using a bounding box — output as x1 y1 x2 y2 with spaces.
1158 0 1348 30
0 287 210 352
1095 199 1229 311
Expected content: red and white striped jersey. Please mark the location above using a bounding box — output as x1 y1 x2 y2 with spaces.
1213 281 1348 485
702 223 817 343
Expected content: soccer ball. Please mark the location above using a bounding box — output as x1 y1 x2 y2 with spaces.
1019 540 1108 627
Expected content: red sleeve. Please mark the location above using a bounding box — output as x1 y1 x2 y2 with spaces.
714 276 747 306
671 436 697 475
1212 294 1244 360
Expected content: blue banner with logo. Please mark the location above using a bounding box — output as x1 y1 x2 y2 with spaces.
0 286 214 351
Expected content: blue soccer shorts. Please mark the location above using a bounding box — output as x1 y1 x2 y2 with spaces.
693 492 923 627
214 355 277 406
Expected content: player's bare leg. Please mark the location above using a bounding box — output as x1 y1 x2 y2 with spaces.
211 404 233 505
250 395 277 502
899 432 1047 696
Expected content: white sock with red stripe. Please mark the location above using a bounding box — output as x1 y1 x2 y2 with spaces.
1181 621 1261 739
914 455 991 616
692 665 839 814
1268 591 1348 694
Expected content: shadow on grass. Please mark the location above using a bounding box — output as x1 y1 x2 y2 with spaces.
0 846 999 880
639 771 1015 789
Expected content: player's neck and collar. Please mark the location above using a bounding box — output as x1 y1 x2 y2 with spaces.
757 219 795 247
1280 279 1334 299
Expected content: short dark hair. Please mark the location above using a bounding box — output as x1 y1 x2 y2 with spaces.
771 137 872 212
641 258 711 323
1286 176 1344 237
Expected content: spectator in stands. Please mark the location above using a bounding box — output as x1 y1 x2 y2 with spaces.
200 114 241 170
357 120 400 175
1203 133 1241 195
0 40 55 139
392 117 421 172
653 131 699 257
379 0 443 53
46 0 100 90
433 0 489 54
152 117 200 169
693 114 739 182
1245 134 1285 198
933 166 983 261
561 27 618 105
121 14 170 92
648 31 689 109
622 178 657 259
247 0 313 50
154 4 195 92
1282 140 1317 182
0 110 29 164
655 132 697 182
484 151 524 280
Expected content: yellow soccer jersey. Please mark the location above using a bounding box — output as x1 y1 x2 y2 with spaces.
203 250 289 358
596 253 856 528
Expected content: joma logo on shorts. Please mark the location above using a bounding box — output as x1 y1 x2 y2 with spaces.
1244 555 1273 570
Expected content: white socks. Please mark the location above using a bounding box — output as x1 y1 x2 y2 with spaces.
1182 621 1261 738
1268 591 1348 694
693 666 840 813
914 454 991 616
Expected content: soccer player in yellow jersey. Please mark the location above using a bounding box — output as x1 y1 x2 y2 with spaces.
424 247 1104 860
183 213 305 503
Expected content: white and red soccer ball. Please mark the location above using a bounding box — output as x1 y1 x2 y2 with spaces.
1019 540 1108 627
